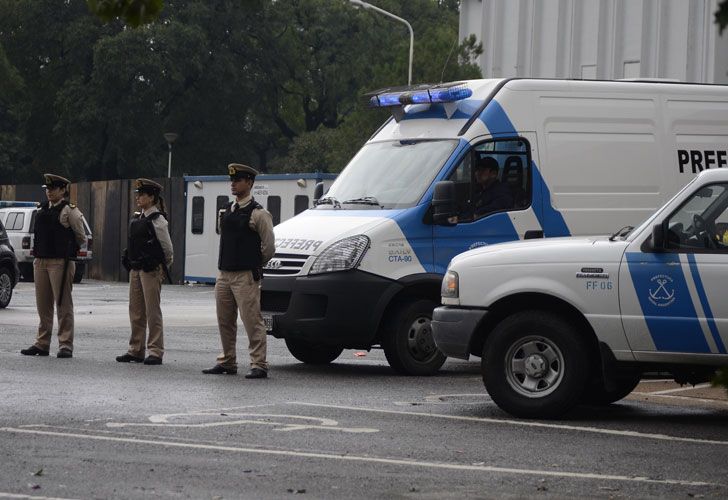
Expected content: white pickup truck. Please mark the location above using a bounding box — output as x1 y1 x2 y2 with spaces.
432 168 728 418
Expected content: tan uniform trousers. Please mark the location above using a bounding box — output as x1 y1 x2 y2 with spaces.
33 258 75 351
215 270 267 371
128 267 164 358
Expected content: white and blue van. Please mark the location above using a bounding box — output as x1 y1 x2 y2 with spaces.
261 78 728 375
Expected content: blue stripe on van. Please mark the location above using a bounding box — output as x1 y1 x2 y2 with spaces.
479 100 571 237
687 254 727 354
626 252 711 353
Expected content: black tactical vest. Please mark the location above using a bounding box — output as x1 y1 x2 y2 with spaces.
128 212 165 271
33 201 76 259
218 200 262 272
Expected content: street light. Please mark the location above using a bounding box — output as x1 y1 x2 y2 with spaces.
163 132 178 178
349 0 413 86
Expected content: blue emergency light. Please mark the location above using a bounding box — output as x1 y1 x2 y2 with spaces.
0 201 37 208
369 84 473 108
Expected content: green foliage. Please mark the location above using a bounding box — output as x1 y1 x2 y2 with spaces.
717 0 728 34
87 0 163 27
0 0 482 183
714 368 728 395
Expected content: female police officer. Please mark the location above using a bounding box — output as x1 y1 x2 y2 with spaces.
116 178 173 365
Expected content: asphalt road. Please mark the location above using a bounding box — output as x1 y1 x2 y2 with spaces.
1 281 727 499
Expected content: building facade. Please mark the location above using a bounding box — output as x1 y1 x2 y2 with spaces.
460 0 728 83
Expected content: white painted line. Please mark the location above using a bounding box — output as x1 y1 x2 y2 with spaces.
290 402 728 447
632 392 728 407
642 383 711 395
0 427 719 488
106 413 378 433
0 493 80 500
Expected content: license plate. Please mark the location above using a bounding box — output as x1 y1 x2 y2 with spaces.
263 313 274 332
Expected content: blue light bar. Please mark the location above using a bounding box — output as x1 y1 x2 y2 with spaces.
0 201 37 208
369 84 473 108
430 86 472 102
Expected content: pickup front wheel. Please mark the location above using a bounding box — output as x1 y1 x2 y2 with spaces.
482 311 590 418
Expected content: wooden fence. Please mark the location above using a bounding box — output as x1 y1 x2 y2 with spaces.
1 177 186 284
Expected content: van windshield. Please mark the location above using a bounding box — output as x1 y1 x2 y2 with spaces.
318 139 459 210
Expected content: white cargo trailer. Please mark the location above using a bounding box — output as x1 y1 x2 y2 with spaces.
184 173 336 283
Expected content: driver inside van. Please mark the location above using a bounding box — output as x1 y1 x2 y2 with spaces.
472 156 513 217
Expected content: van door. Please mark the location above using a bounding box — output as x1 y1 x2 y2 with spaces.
620 182 728 355
432 135 542 274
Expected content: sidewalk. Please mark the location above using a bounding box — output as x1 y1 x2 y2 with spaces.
627 379 728 409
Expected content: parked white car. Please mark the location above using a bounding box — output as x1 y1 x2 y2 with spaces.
0 202 93 283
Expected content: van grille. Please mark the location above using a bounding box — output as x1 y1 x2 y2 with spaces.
263 253 309 276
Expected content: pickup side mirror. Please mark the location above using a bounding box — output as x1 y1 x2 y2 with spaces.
651 223 666 251
313 182 325 205
432 181 457 226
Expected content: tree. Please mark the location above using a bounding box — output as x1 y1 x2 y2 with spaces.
717 0 728 33
87 0 163 27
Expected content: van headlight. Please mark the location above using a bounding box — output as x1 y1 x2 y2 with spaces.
441 270 459 298
309 235 370 275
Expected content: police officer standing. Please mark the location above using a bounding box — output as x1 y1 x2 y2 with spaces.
203 164 275 379
117 179 174 365
21 174 86 359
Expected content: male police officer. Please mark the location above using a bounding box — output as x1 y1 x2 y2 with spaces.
203 164 275 378
21 174 86 358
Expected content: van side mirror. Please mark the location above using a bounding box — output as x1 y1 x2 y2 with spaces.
432 181 457 226
313 182 324 205
651 223 666 251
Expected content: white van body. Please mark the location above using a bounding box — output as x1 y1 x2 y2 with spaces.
432 168 728 418
261 78 728 375
183 173 336 283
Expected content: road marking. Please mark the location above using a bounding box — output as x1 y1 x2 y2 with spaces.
632 392 728 407
0 427 720 488
640 383 712 395
290 402 728 446
0 493 80 500
106 413 378 433
395 393 491 406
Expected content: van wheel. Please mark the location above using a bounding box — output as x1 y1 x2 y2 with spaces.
19 263 33 282
73 262 85 284
285 338 343 364
482 311 590 419
582 373 641 405
382 299 446 376
0 267 13 308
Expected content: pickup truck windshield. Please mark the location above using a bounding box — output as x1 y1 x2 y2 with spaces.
319 140 459 209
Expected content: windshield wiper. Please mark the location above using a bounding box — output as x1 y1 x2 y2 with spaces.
342 196 382 207
315 196 341 209
609 225 634 241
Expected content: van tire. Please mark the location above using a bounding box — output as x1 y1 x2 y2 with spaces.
285 338 343 365
582 373 641 406
73 262 85 284
482 311 590 419
0 267 13 308
382 299 446 376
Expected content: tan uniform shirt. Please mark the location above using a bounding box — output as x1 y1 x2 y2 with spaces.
234 195 275 265
48 200 87 249
142 207 174 267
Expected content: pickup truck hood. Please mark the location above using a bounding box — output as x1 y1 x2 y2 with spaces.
449 235 630 270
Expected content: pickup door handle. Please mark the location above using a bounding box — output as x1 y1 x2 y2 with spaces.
524 230 544 240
